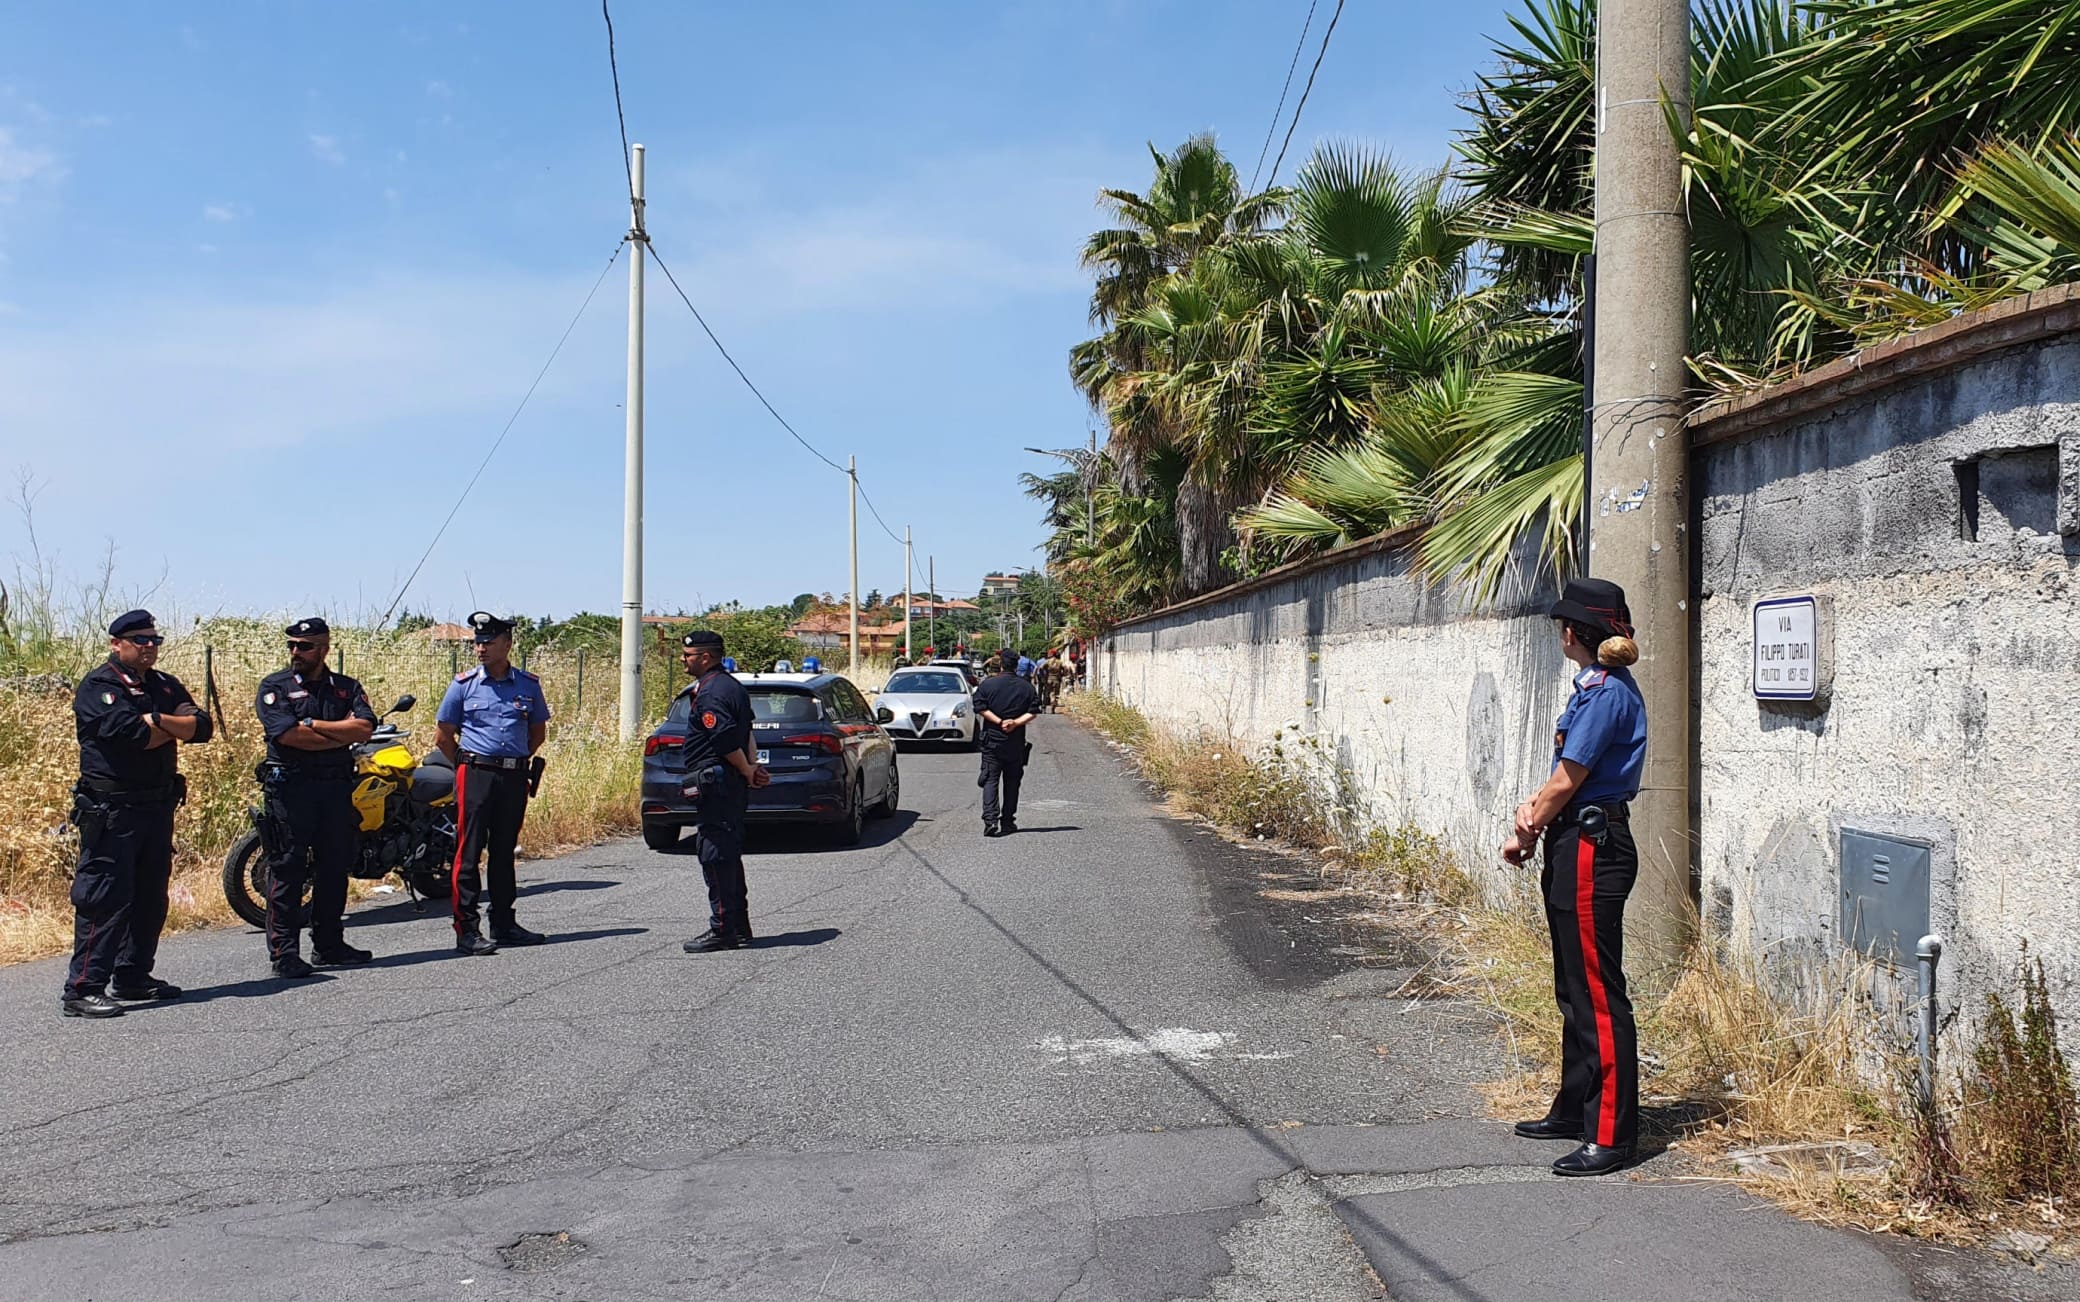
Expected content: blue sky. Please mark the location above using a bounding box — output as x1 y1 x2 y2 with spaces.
0 0 1518 625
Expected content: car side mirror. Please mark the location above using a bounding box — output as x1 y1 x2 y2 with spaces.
876 706 894 724
390 694 416 714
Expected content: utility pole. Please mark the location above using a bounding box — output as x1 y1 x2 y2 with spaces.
1591 0 1691 964
928 556 936 653
903 525 913 662
617 142 648 742
1086 427 1096 550
847 455 860 677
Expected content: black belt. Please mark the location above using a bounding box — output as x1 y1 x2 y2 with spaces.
459 751 529 770
76 778 182 805
1558 801 1630 827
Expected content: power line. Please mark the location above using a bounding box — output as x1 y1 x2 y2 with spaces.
1249 0 1318 193
1265 0 1345 189
600 0 635 203
645 241 850 476
854 477 906 548
381 242 625 624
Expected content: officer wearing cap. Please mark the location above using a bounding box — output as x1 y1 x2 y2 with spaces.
972 649 1041 838
436 613 552 955
253 618 378 978
1500 577 1647 1177
60 610 214 1019
675 630 769 953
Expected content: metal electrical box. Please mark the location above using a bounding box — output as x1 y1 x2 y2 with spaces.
1839 829 1932 967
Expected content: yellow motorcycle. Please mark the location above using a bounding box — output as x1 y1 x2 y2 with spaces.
221 694 458 927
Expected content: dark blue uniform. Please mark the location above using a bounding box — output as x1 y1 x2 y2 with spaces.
66 657 211 1004
973 670 1040 832
681 667 754 938
1540 662 1646 1152
254 666 376 963
437 664 550 938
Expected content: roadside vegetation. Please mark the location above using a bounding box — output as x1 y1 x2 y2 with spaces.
1064 691 2079 1250
1034 0 2080 634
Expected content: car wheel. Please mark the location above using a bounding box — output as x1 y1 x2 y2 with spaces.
641 819 679 851
835 778 866 846
872 759 900 818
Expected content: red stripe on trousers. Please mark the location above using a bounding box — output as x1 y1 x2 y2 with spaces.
1575 833 1620 1147
451 763 468 934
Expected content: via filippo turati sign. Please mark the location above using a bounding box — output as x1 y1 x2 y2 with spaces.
1752 594 1832 705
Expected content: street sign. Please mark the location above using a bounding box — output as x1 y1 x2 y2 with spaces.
1752 595 1819 701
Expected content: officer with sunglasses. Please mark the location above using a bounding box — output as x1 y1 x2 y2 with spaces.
62 610 214 1019
253 618 377 978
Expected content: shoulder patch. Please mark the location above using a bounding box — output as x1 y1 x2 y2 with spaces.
262 691 277 705
701 711 717 729
454 668 477 682
1581 668 1609 688
514 667 539 681
101 691 116 705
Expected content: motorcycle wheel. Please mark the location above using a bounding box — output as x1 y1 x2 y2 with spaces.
221 831 309 930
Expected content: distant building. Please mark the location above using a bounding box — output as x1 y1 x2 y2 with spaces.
980 573 1022 597
907 598 979 619
412 622 476 644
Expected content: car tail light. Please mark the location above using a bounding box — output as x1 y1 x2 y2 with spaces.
782 732 844 756
644 733 685 757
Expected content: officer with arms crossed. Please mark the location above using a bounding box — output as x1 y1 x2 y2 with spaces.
1499 577 1647 1177
436 612 551 955
62 609 214 1018
677 631 769 953
254 618 377 978
972 651 1041 838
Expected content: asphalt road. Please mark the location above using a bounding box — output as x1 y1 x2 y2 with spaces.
0 716 2064 1300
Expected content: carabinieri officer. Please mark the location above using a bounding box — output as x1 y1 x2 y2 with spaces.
1500 577 1647 1177
435 612 550 955
62 609 213 1018
254 618 378 977
677 630 769 953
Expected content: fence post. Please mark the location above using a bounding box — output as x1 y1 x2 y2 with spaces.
450 645 459 676
576 647 586 716
335 644 345 676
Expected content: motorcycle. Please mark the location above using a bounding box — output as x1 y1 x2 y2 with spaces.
220 694 459 928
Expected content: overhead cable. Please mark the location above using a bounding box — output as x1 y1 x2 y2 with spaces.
1266 0 1346 189
381 242 626 625
1249 0 1318 193
600 0 636 202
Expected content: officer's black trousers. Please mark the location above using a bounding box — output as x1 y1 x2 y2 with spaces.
1540 820 1640 1149
65 798 177 998
978 745 1027 827
453 762 529 933
265 777 357 961
695 778 750 936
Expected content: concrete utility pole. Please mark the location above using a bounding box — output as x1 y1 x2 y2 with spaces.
928 556 936 652
848 455 860 677
1591 0 1691 962
903 525 913 662
617 142 648 742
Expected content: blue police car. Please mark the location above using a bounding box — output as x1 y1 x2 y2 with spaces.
640 672 899 850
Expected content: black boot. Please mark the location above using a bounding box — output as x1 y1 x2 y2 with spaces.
1514 1116 1584 1141
271 954 317 979
313 942 373 966
1552 1142 1634 1177
61 993 124 1019
109 977 184 1001
491 920 546 946
682 929 742 953
454 932 499 957
983 823 1003 838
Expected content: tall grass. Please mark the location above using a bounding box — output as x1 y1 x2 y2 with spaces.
1066 690 2080 1245
1 623 651 966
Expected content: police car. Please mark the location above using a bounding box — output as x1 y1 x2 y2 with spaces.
640 672 899 849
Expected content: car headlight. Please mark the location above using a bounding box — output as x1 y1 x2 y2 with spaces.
951 702 968 717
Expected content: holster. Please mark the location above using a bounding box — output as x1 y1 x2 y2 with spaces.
527 756 547 798
1576 805 1610 847
68 788 110 843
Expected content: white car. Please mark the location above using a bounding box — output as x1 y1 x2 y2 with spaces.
874 666 978 748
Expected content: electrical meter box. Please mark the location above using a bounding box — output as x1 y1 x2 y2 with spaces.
1839 829 1932 968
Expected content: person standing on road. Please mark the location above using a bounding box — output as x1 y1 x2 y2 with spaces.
973 652 1040 838
678 631 771 953
436 612 551 956
253 618 376 978
61 609 214 1019
1499 578 1646 1178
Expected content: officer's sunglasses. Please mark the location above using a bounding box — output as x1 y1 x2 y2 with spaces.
286 639 320 652
122 634 165 647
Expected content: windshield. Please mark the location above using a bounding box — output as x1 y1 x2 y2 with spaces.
666 688 821 725
885 672 966 695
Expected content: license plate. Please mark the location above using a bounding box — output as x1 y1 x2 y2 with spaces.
755 750 770 764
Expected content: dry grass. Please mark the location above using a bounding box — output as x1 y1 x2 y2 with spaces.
1066 689 2080 1251
1 627 653 966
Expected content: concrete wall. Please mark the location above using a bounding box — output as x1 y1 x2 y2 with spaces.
1101 287 2080 1049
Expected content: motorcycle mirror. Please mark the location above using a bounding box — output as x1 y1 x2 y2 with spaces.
391 694 417 714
